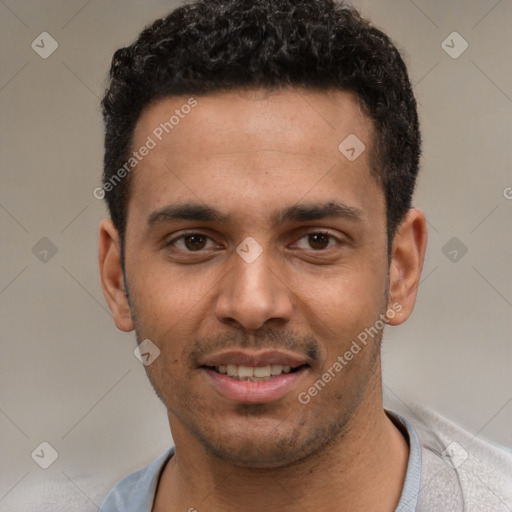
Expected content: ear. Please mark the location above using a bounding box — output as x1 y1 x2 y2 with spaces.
386 208 427 326
98 218 134 332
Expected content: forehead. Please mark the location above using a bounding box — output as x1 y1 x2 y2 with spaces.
135 88 372 157
127 88 383 229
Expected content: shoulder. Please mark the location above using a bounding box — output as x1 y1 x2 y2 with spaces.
400 404 512 511
99 447 175 512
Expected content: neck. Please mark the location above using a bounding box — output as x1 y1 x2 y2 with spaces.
154 375 409 512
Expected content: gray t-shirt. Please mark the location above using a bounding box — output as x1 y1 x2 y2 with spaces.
99 408 512 511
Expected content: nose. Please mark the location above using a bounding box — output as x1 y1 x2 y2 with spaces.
214 245 294 331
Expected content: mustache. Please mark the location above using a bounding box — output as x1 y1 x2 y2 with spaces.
188 328 321 366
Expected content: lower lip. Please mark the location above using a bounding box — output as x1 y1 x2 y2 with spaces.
202 367 308 404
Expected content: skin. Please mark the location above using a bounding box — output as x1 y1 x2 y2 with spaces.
99 88 427 512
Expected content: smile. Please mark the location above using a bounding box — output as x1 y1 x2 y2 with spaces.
211 364 303 381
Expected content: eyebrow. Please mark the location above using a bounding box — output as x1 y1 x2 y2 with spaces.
146 201 364 229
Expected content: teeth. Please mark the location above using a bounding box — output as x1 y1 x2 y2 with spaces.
272 365 290 375
238 366 254 378
253 365 271 377
270 364 283 375
215 364 294 380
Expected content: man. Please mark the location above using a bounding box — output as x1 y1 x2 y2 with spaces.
97 0 512 510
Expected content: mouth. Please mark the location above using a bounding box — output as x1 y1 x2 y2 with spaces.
199 350 311 404
205 363 308 381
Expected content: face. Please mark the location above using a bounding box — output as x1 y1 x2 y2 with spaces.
99 88 425 468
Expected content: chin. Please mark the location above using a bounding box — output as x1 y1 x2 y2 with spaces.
206 439 311 469
193 413 347 470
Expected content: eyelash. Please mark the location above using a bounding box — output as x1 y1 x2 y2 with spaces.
166 230 342 252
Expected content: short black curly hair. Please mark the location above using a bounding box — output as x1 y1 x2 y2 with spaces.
101 0 420 252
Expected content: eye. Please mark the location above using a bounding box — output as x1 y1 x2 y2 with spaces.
166 231 341 254
294 232 339 251
168 233 217 251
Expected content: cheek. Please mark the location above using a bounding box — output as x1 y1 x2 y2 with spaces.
297 257 387 318
293 261 388 359
127 272 210 387
128 260 215 328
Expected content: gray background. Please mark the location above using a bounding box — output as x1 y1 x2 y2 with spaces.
1 0 511 509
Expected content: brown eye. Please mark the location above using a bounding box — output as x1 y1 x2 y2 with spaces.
168 233 215 252
308 233 331 250
183 234 208 251
292 231 339 251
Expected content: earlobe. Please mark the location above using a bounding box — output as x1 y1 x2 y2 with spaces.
98 219 134 332
386 208 428 326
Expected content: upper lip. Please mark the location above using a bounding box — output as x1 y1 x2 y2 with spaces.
199 350 310 368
